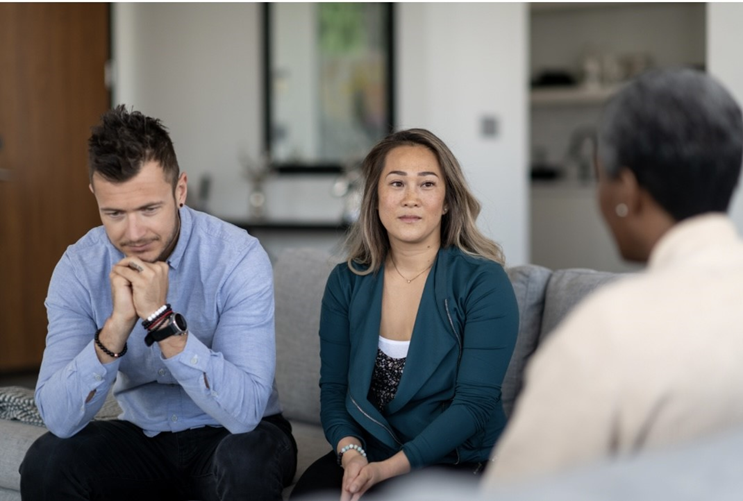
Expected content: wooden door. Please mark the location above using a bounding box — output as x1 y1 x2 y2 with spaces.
0 4 109 372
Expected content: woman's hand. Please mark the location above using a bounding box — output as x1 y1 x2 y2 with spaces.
340 455 370 501
340 451 411 501
341 461 385 501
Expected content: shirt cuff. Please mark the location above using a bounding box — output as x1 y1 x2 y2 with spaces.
161 333 212 381
76 340 120 390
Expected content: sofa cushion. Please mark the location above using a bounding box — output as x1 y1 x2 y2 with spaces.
502 265 553 418
540 268 621 343
274 248 337 425
0 419 46 492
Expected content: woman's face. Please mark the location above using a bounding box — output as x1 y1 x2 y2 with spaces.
377 145 447 249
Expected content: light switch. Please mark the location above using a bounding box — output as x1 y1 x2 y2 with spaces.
481 116 498 138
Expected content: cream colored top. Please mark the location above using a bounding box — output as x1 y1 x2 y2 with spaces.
484 214 743 487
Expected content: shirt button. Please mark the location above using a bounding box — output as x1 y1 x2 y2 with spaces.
171 414 178 422
190 356 198 365
94 374 102 381
158 368 167 376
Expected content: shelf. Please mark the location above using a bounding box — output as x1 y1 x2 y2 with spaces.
229 220 350 232
271 164 344 175
530 3 651 14
530 84 624 107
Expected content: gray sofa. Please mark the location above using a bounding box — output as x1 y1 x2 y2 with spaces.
0 248 619 500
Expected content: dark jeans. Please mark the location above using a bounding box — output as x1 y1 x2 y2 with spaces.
290 451 486 500
19 415 297 501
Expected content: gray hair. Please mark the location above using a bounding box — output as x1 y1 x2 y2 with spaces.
598 67 743 221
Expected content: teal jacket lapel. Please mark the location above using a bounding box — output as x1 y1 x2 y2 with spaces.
346 265 403 448
345 249 465 441
386 249 462 414
347 267 384 401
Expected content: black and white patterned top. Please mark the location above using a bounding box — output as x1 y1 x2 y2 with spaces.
368 349 407 411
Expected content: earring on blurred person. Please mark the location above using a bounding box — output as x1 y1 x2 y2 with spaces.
615 203 628 218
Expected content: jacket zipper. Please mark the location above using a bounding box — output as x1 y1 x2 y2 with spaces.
444 299 462 364
350 394 403 446
444 298 463 464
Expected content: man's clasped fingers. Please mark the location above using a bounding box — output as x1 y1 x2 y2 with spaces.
112 257 170 319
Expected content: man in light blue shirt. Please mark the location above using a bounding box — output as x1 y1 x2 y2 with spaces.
20 105 297 501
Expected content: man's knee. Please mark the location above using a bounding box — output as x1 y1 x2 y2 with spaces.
215 425 278 471
20 421 126 498
212 422 296 495
22 432 69 472
20 431 81 496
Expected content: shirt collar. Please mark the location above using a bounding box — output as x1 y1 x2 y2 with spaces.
648 213 740 270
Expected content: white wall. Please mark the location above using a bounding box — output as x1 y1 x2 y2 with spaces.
708 3 743 235
113 3 529 264
396 3 529 265
113 3 263 220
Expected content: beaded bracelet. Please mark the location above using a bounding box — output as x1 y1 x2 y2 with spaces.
337 443 367 466
146 304 168 322
142 304 172 330
94 329 127 358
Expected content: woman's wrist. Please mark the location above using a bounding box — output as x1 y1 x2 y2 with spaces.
342 450 367 469
379 451 411 480
338 442 367 467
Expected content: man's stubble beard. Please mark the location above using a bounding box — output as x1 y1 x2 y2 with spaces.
154 208 181 263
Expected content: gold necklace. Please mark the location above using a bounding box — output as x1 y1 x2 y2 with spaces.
390 257 433 284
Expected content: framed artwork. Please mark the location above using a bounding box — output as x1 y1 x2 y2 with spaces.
264 3 394 173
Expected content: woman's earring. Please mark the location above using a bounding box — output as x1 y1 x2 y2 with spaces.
615 203 628 218
179 203 184 208
443 207 448 214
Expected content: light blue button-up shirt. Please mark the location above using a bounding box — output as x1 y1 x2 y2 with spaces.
36 206 281 438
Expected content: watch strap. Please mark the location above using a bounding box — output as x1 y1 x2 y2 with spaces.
144 313 187 347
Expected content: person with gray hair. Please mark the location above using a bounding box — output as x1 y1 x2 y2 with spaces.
482 67 743 486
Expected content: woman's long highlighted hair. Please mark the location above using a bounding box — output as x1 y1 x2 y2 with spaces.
345 128 504 275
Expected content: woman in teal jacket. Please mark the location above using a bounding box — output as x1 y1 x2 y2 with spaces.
291 129 518 500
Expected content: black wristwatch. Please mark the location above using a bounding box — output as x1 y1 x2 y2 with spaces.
144 313 188 347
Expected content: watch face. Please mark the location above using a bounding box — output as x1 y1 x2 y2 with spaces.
173 313 187 332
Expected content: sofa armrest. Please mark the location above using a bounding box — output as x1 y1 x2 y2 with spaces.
502 265 553 418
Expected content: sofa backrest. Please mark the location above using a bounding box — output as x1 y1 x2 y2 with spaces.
273 249 621 425
540 268 620 343
501 266 620 417
274 248 336 424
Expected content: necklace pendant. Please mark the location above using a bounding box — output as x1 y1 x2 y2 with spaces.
407 279 412 284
